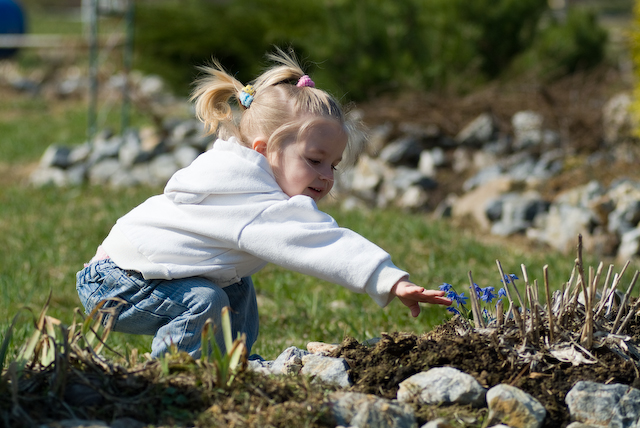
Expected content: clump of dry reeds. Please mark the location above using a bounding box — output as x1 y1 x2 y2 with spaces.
458 235 640 368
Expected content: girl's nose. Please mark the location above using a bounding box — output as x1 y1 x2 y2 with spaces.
319 165 334 182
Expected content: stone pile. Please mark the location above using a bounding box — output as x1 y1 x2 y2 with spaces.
29 90 640 261
245 342 640 428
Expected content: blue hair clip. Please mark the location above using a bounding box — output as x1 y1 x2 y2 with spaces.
240 84 255 108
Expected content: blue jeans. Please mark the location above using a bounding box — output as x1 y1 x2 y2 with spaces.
76 259 259 359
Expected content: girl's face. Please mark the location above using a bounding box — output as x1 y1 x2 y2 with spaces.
269 119 347 202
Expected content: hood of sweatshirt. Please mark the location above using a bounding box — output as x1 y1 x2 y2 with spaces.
164 138 285 205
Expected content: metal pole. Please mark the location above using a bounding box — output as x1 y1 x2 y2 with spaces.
121 0 134 134
88 0 99 142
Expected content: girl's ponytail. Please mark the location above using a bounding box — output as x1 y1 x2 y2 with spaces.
190 61 244 136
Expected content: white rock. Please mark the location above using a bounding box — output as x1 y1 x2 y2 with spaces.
301 354 352 388
486 384 546 428
566 381 640 427
329 391 415 428
397 367 486 407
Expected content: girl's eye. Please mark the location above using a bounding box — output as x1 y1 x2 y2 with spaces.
307 159 321 165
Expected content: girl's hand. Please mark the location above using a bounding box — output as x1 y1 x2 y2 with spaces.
391 279 452 318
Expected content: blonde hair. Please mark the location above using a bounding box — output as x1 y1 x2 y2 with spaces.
190 48 364 166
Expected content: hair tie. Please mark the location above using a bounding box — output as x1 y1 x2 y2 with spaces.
296 75 315 88
239 84 255 108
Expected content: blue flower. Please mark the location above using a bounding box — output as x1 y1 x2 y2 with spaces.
480 286 496 303
449 291 468 307
498 287 507 297
447 307 460 315
473 283 482 296
439 283 453 292
500 273 519 284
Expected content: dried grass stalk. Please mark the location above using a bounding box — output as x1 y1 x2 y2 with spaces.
543 265 556 344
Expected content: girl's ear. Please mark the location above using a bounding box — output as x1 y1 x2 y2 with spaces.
252 139 267 156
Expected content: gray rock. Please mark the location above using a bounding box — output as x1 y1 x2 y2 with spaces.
138 74 164 97
618 228 640 261
486 384 546 428
566 381 640 428
148 153 180 185
418 148 445 177
171 119 202 141
129 163 154 186
388 167 437 191
247 358 274 375
39 144 72 169
109 170 141 188
602 92 632 146
367 122 394 156
607 180 640 234
455 112 496 146
463 164 503 192
420 419 455 428
504 156 536 182
351 155 389 198
555 180 606 208
487 192 550 237
90 135 122 163
301 354 352 388
30 166 68 187
88 159 122 185
452 147 474 174
453 177 514 230
526 203 597 253
57 75 86 97
397 367 486 407
174 145 200 169
270 346 309 374
565 423 603 428
530 149 564 182
68 143 92 164
397 185 428 209
118 132 145 168
512 110 544 150
609 201 640 235
329 391 416 428
378 136 423 167
65 164 88 186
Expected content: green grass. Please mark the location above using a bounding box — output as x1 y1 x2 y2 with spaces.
0 178 613 361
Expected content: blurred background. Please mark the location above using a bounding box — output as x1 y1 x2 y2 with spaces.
1 0 631 98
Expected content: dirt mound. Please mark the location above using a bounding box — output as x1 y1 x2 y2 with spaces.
332 324 640 427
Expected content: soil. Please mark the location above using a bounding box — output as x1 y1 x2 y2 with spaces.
331 324 640 427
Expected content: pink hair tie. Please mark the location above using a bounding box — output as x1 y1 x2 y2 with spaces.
296 75 315 88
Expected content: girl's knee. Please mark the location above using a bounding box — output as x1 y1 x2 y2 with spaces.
183 279 230 319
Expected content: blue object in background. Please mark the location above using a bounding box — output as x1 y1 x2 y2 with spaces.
0 0 26 59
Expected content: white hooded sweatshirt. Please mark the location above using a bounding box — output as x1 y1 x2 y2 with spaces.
101 138 408 307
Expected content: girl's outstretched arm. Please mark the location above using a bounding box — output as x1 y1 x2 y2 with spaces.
391 279 452 317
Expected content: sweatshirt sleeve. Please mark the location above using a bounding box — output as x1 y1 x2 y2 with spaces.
237 195 408 307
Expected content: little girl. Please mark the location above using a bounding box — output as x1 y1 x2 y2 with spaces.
76 49 452 358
